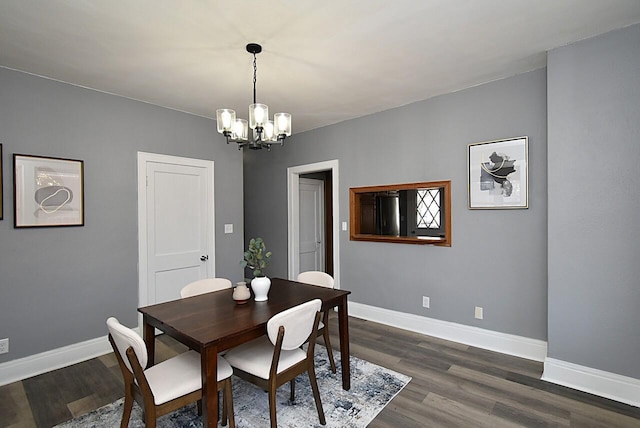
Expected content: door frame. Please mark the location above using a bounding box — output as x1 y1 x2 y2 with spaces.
287 159 340 288
137 152 215 314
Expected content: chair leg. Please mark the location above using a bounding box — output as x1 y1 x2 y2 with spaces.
224 378 235 428
143 400 157 428
120 387 134 428
220 389 226 425
322 325 337 374
308 363 326 425
144 411 157 428
268 383 278 428
289 378 296 401
197 399 202 416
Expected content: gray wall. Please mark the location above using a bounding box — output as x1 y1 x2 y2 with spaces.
244 68 548 341
547 24 640 378
0 67 244 363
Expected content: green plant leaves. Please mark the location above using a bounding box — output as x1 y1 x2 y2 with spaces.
241 237 272 277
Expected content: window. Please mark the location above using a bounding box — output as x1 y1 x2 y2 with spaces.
349 180 451 246
417 188 441 229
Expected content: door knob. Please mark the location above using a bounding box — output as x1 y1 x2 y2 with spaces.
200 255 209 261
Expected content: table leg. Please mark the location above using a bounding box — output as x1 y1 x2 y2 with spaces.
338 296 351 390
142 315 155 366
201 346 219 428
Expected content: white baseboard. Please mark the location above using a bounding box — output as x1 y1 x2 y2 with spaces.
543 358 640 407
348 302 640 407
348 301 548 361
0 335 112 387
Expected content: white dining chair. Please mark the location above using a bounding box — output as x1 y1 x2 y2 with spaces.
180 278 232 298
296 271 337 373
106 317 235 428
180 278 234 361
223 299 326 428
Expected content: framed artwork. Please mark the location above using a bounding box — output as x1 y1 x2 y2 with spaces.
468 136 528 209
13 154 84 227
0 143 3 220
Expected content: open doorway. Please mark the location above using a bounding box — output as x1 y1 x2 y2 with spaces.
287 160 340 288
299 171 333 276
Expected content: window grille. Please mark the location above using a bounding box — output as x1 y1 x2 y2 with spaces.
417 188 441 229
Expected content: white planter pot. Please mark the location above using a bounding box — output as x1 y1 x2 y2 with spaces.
251 276 271 302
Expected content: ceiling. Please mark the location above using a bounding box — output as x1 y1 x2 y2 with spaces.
2 1 640 134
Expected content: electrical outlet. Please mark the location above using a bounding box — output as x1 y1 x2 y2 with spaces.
422 296 430 308
474 306 483 320
0 338 8 354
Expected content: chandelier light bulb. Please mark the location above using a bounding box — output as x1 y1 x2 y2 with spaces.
264 120 275 141
221 111 232 127
233 119 248 141
274 112 292 136
216 109 236 133
249 103 268 129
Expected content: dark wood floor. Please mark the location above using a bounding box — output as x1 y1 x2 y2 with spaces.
2 315 640 427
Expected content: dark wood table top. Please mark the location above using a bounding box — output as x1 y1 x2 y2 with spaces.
138 277 351 352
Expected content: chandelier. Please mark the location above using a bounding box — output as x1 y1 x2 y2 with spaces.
216 43 292 151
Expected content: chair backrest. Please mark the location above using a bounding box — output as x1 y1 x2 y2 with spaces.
107 317 148 373
267 299 322 350
180 278 232 298
297 271 334 289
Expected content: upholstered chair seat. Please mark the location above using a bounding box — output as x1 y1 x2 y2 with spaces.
143 352 232 405
223 336 306 380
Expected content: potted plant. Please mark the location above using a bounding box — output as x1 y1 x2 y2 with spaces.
241 237 272 301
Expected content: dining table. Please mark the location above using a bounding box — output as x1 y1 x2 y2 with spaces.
138 277 351 428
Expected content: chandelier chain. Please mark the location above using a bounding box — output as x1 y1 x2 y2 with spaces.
252 53 257 104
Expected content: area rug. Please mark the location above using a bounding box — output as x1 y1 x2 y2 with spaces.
56 345 411 427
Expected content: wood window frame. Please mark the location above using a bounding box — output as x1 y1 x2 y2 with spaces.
349 180 451 246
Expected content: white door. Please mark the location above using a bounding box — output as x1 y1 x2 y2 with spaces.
299 178 324 273
138 153 215 307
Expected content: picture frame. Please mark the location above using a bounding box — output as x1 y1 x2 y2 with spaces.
13 154 84 227
468 136 528 209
